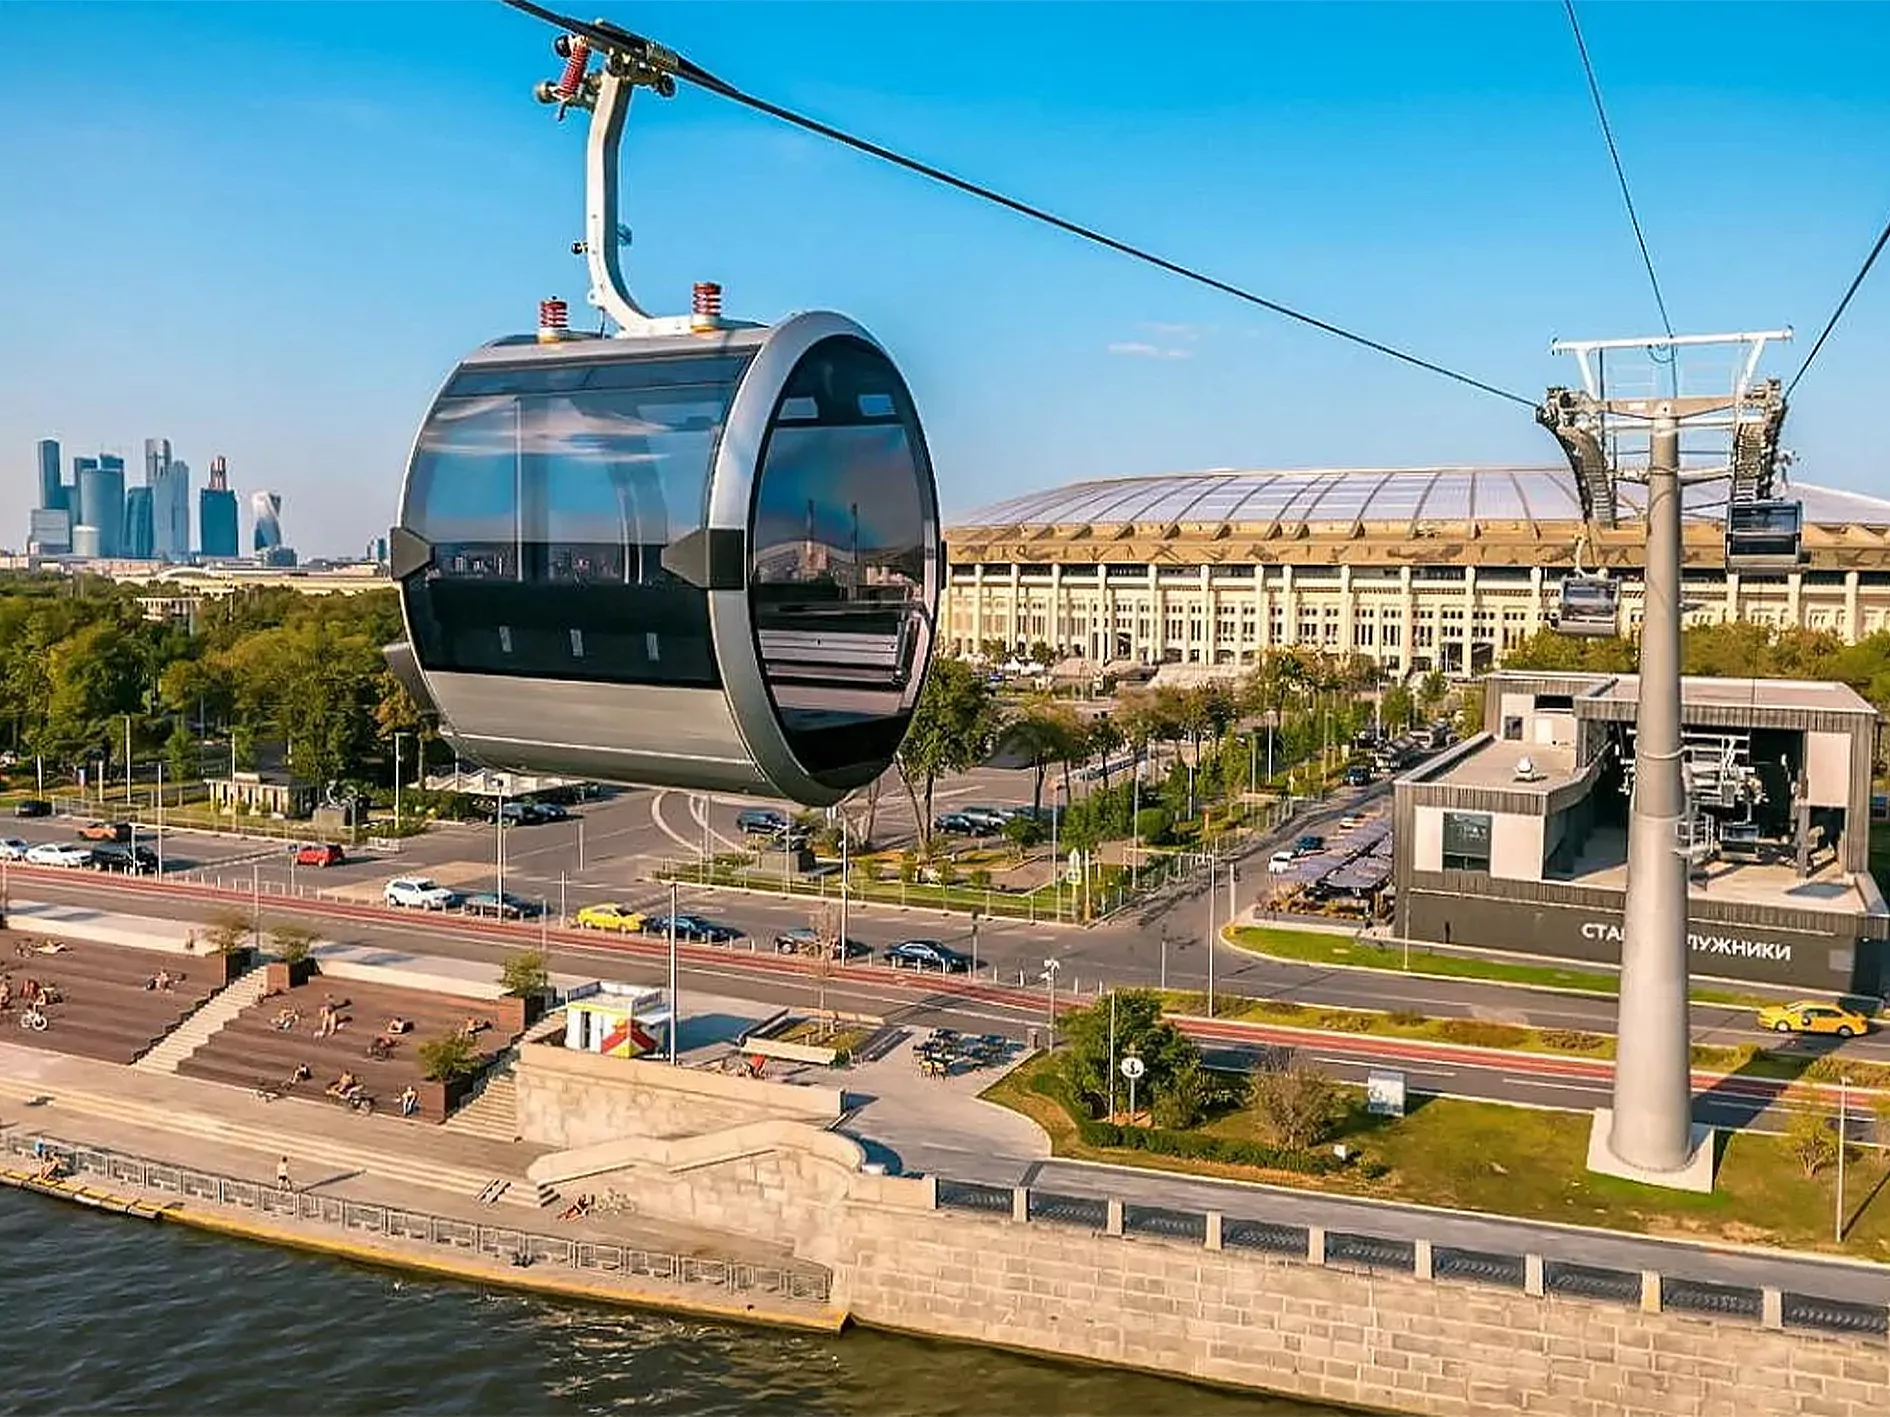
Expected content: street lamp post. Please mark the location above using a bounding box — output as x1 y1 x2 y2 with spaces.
1837 1074 1851 1244
1107 988 1118 1119
667 880 679 1064
1205 871 1218 1019
123 714 132 804
496 784 507 901
1041 958 1061 1048
155 761 164 876
393 732 405 828
577 815 586 873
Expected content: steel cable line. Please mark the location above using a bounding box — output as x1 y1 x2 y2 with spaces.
500 0 1537 408
1787 214 1890 398
1564 0 1678 405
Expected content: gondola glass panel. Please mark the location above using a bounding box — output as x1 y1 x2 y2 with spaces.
403 359 747 688
749 335 931 779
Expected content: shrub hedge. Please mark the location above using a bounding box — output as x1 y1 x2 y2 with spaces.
1028 1071 1341 1176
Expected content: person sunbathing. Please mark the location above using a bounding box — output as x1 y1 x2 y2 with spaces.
272 1007 300 1031
385 1016 412 1035
326 1070 360 1098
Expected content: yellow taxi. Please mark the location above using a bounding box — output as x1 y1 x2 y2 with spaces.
575 902 645 934
1755 1000 1872 1039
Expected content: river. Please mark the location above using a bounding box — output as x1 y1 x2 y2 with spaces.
0 1191 1350 1414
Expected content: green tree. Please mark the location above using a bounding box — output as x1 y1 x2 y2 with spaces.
1786 1109 1839 1178
1058 990 1200 1120
1380 684 1415 733
1249 1057 1344 1150
896 657 1003 849
165 719 198 787
1417 670 1448 717
1004 697 1083 814
418 1032 481 1082
267 921 319 965
500 948 550 997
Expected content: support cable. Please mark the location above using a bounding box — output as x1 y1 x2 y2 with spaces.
1787 214 1890 398
500 0 1536 407
1564 2 1676 367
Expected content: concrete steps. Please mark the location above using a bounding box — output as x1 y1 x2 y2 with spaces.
0 1072 540 1211
443 1072 519 1144
132 967 270 1075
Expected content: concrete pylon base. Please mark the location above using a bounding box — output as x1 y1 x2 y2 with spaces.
1585 1109 1717 1194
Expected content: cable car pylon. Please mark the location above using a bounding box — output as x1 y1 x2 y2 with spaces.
1538 329 1796 1192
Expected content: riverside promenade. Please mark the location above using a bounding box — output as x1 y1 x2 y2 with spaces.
0 896 840 1330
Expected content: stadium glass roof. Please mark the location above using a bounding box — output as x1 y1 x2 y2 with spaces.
952 467 1890 531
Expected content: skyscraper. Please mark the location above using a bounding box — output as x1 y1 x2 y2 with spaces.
199 455 239 557
36 439 64 513
251 491 283 551
75 454 125 558
123 485 155 560
146 438 191 561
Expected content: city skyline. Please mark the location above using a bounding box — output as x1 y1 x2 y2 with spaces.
2 4 1886 557
24 434 294 565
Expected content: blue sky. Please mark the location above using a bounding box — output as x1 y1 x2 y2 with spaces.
1 1 1886 556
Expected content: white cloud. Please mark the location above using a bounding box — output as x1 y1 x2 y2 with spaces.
1141 321 1211 340
1107 341 1194 361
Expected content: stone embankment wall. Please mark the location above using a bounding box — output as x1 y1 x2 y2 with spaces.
512 1045 1890 1416
514 1042 842 1148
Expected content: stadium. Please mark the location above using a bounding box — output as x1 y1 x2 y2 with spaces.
942 466 1890 678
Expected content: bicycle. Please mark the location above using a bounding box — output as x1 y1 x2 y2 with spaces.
19 1004 47 1032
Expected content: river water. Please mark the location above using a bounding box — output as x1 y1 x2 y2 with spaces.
0 1191 1349 1415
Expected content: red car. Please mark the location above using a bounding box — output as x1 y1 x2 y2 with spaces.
294 842 345 868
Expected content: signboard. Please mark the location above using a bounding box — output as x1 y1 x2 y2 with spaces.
1065 850 1086 885
1119 1055 1146 1081
1366 1069 1407 1118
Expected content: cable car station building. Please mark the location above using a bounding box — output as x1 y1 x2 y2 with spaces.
1390 670 1890 995
942 468 1890 676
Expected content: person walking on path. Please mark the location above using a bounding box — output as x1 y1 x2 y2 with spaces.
276 1156 291 1192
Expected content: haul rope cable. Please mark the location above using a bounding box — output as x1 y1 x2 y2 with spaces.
500 0 1536 408
1564 0 1676 352
1787 212 1890 397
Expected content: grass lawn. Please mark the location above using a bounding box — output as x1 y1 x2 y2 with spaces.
1162 989 1787 1076
985 1053 1890 1260
1227 924 1769 1009
774 1020 873 1054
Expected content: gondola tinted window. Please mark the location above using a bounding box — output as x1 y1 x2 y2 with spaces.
402 355 750 686
748 336 934 776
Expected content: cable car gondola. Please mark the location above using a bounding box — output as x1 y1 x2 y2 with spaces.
383 26 940 807
1724 498 1803 571
1555 573 1620 637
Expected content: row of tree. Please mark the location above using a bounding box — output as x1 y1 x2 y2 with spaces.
890 649 1432 852
0 574 422 794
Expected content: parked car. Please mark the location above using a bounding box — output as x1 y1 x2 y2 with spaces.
294 842 345 868
884 938 971 972
1342 767 1373 787
934 812 998 837
0 837 28 860
92 843 159 875
13 799 51 818
1339 815 1367 830
1755 1000 1871 1038
643 914 741 943
773 926 870 959
1293 835 1325 856
955 806 1014 831
462 891 540 920
384 877 459 910
27 842 92 868
575 901 647 933
78 821 133 843
529 801 569 822
1267 850 1297 874
736 807 791 837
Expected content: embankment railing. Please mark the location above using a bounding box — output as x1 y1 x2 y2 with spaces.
933 1178 1890 1340
5 1133 831 1308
